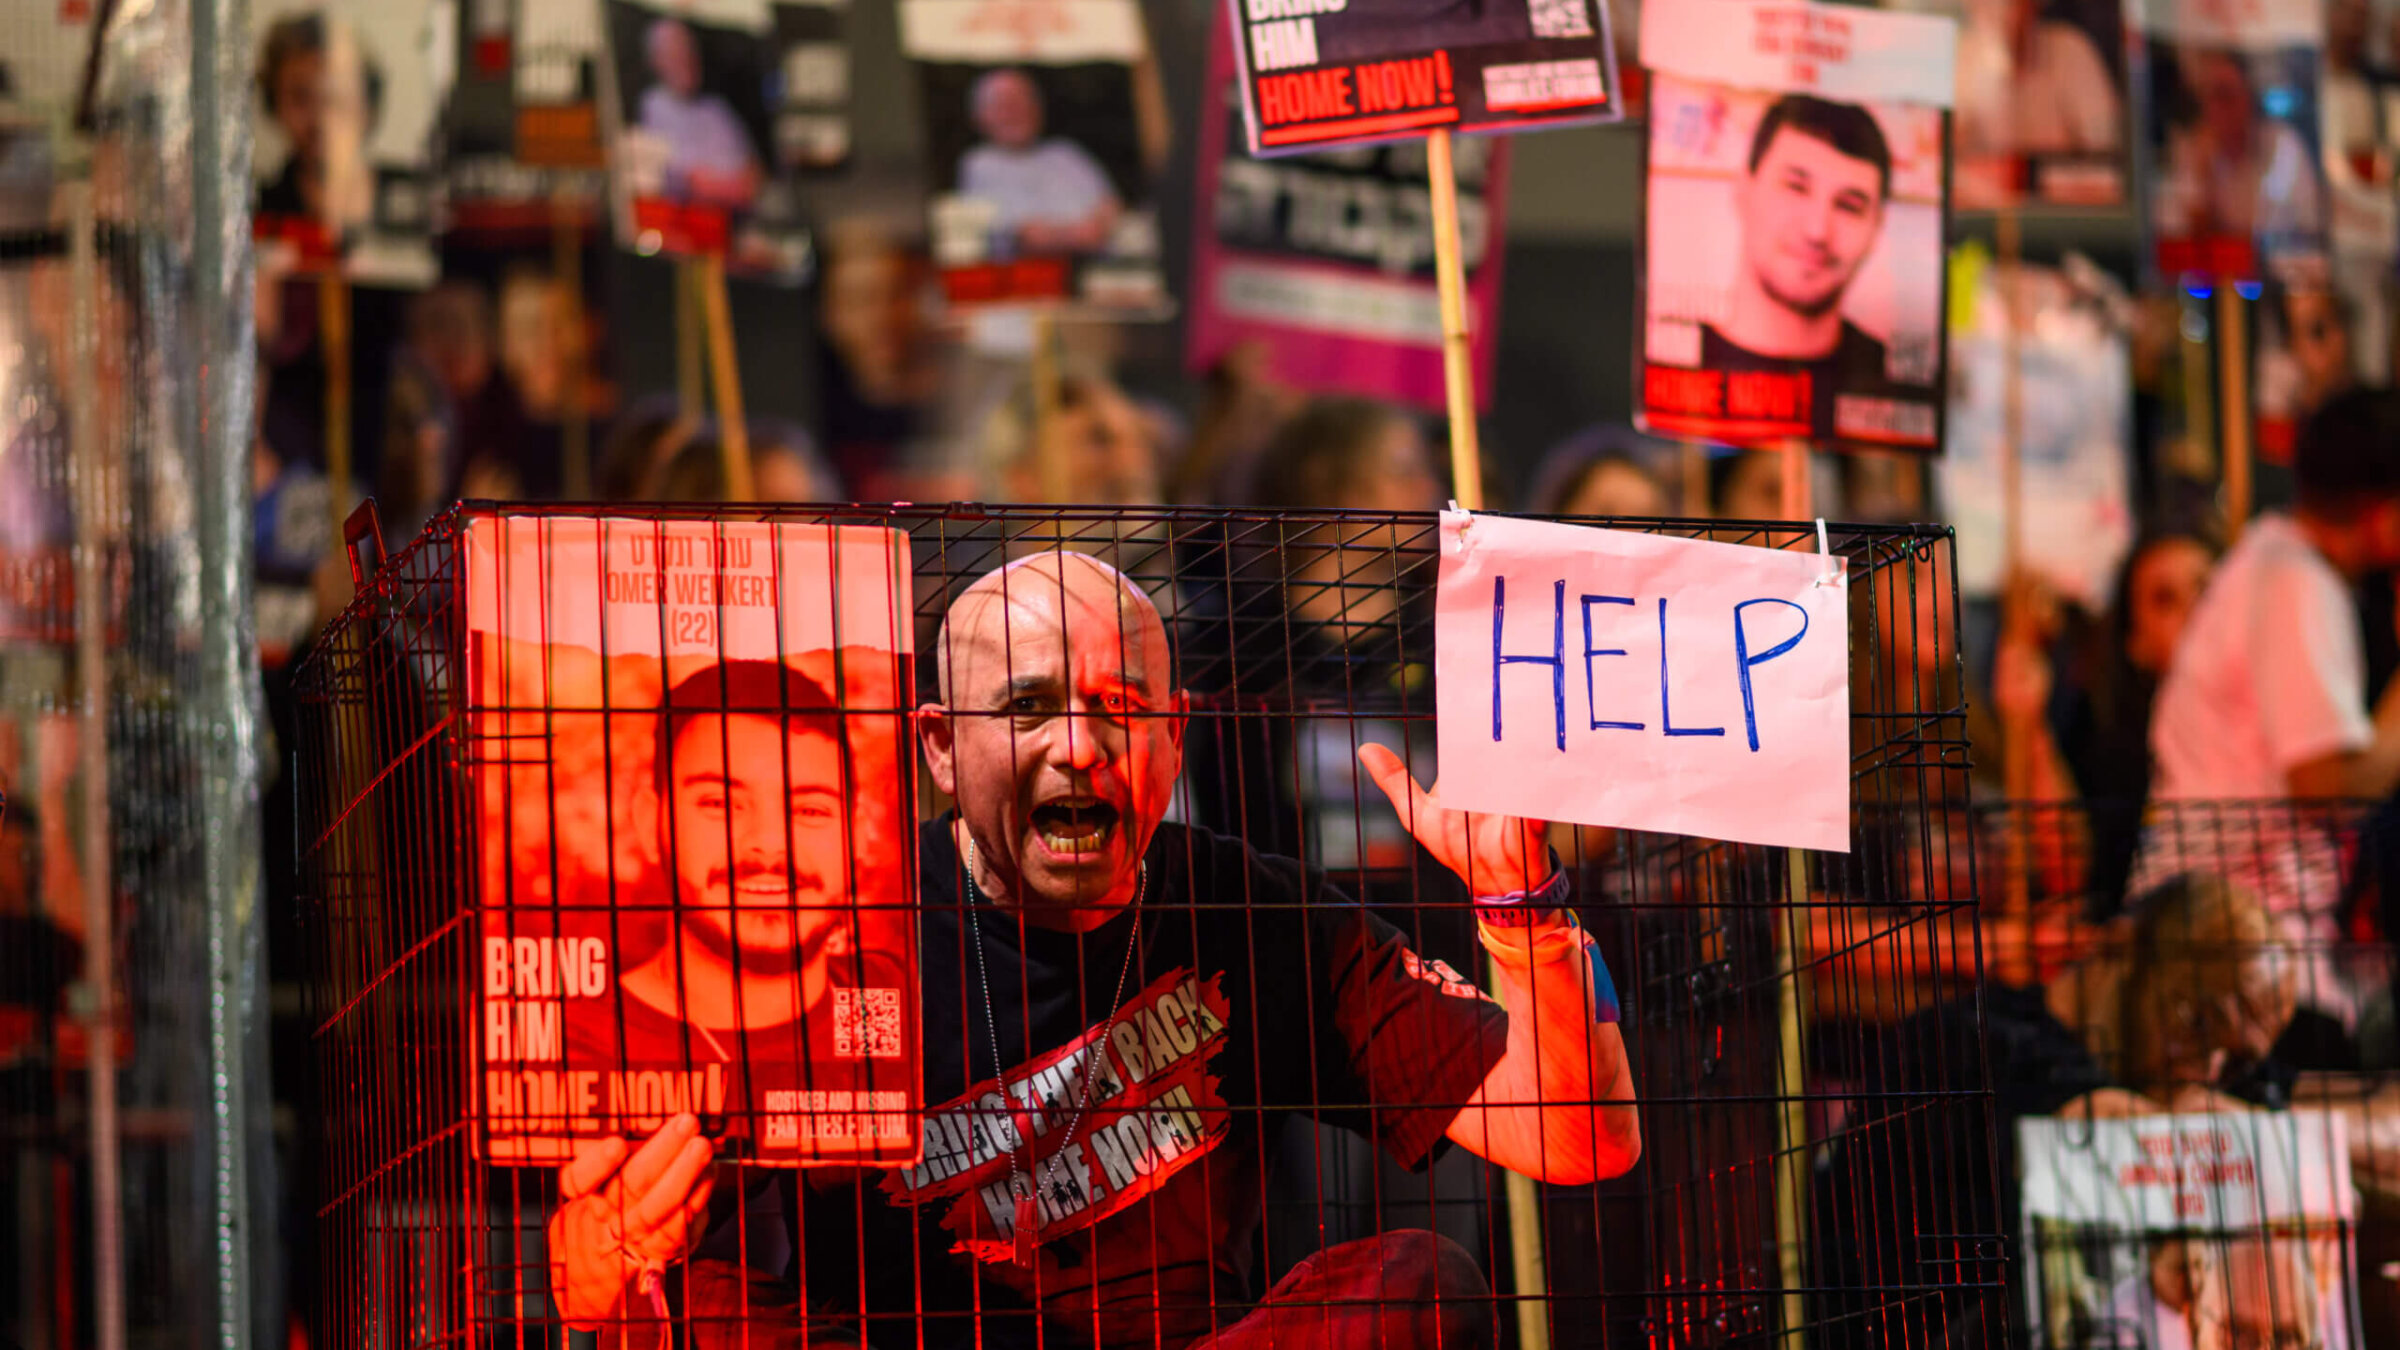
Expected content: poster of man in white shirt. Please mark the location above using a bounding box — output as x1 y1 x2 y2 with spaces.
1951 0 2127 207
2145 0 2330 283
603 0 814 279
902 0 1167 314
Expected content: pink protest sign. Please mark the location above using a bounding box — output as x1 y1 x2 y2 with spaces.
1187 25 1509 413
1433 512 1851 852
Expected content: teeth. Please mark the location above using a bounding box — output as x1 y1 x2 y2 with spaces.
1038 822 1112 856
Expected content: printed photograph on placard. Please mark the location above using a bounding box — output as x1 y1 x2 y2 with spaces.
902 0 1168 314
1640 75 1948 450
601 0 814 280
465 515 921 1167
1949 0 2129 207
2144 0 2329 283
2019 1113 2360 1350
2256 269 2394 467
252 0 449 285
1228 0 1622 155
1189 23 1512 412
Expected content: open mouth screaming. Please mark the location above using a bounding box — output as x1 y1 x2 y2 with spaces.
1031 795 1120 858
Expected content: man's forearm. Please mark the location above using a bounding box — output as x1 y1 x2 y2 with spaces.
1452 928 1640 1185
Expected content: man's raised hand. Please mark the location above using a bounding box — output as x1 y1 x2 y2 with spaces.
548 1114 717 1328
1357 743 1552 897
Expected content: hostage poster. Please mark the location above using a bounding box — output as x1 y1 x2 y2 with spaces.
464 514 921 1167
1189 22 1512 412
252 0 451 285
1637 0 1954 452
600 0 818 280
1225 0 1624 156
2018 1111 2360 1349
2143 0 2329 284
902 0 1170 314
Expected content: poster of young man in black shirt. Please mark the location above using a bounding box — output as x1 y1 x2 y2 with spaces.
546 551 1640 1349
1642 90 1942 451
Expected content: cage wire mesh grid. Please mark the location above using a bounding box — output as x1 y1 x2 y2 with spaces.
293 503 2001 1349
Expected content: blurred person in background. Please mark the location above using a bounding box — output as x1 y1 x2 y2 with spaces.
1993 528 2220 915
651 419 841 503
975 364 1163 508
1710 449 1785 521
1817 873 2361 1350
596 394 700 503
1170 340 1302 504
1527 426 1674 518
2140 390 2400 1033
817 219 941 498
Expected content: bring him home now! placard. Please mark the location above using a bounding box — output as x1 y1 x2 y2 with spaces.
1433 512 1851 852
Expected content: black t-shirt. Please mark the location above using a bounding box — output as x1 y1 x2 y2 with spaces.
1699 320 1930 447
791 818 1512 1350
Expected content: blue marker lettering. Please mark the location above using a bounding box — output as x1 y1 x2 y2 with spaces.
1580 595 1643 731
1733 598 1809 752
1658 597 1724 738
1492 576 1567 750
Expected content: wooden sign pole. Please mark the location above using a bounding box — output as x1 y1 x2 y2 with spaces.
1773 443 1813 1344
1429 123 1543 1350
695 252 754 502
2219 287 2252 542
676 255 705 423
1428 128 1483 511
320 271 353 537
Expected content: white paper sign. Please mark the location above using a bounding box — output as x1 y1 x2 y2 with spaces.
1433 512 1851 852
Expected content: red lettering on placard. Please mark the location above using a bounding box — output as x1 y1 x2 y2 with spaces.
1645 366 1725 417
1726 371 1811 424
1355 56 1443 114
1256 68 1356 125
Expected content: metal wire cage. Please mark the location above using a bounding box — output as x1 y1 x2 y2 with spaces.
292 502 2001 1349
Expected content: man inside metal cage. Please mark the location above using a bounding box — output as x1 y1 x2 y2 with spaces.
548 550 1641 1348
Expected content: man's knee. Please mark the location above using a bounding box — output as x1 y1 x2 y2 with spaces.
1377 1230 1493 1349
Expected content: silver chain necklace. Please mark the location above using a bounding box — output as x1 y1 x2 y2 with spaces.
962 830 1144 1268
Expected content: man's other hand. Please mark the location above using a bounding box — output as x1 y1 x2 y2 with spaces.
548 1114 717 1328
1357 744 1551 897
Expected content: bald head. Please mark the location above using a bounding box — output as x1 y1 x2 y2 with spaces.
936 551 1170 706
923 551 1182 928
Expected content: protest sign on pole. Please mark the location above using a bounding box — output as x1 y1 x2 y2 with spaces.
1636 0 1955 453
1224 0 1624 156
1189 24 1512 413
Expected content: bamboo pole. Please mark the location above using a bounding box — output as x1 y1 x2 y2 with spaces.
64 176 127 1350
1428 128 1483 510
1430 122 1541 1349
1773 443 1812 1342
2219 287 2252 542
320 272 352 535
676 255 704 421
694 252 754 502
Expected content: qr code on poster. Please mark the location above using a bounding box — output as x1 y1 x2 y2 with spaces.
1530 0 1595 39
835 987 904 1059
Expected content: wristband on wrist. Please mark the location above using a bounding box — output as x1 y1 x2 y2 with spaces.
1472 852 1569 927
